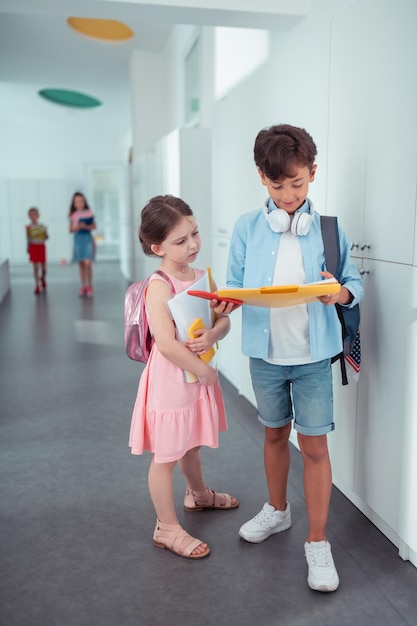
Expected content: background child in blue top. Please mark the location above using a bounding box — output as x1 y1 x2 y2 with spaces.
227 124 364 592
69 192 96 298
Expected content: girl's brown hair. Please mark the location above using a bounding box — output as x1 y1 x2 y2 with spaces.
139 195 193 256
69 191 90 215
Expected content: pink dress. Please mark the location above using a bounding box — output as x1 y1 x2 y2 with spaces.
129 269 228 463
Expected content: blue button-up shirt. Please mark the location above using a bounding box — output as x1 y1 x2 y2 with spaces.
226 199 364 362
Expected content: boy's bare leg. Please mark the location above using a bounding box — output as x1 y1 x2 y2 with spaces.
33 264 38 287
297 432 332 542
264 422 291 511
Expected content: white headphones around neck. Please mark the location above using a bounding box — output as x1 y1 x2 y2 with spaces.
262 199 314 236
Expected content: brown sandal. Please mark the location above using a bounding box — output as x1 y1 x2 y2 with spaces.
184 487 239 512
152 519 210 559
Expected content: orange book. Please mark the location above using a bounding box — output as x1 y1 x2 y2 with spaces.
188 318 215 364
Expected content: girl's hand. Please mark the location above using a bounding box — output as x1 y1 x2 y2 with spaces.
198 365 219 386
185 328 214 355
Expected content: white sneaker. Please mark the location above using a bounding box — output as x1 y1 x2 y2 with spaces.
239 502 292 543
304 540 340 592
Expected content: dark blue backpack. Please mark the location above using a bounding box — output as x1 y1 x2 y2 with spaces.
320 216 361 385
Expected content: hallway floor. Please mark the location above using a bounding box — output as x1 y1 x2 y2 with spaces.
1 261 416 626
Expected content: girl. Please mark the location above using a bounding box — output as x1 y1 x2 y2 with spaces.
129 195 238 560
69 192 96 297
26 207 48 294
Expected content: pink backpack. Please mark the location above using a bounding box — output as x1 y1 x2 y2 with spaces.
124 270 174 363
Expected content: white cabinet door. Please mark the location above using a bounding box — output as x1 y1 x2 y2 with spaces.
329 368 359 493
363 0 417 266
327 0 372 250
398 267 417 564
328 0 417 265
354 259 412 533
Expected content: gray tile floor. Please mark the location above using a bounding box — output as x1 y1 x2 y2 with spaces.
1 261 416 626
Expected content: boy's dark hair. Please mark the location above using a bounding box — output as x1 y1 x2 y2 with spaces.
139 195 193 256
254 124 317 180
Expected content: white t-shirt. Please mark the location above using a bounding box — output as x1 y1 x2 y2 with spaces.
266 226 311 365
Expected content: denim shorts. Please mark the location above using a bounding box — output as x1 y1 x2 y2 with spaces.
249 358 334 436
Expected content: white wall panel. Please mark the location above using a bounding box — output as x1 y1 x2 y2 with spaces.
364 0 417 265
327 0 371 245
355 260 411 531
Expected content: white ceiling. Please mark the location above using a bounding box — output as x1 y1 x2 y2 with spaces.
0 0 306 140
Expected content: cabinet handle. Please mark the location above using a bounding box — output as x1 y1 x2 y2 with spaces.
350 242 359 250
360 242 371 251
360 268 370 275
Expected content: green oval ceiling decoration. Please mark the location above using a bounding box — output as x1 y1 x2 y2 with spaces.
38 89 102 108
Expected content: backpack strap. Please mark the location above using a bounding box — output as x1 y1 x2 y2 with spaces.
154 269 175 292
320 215 341 278
320 215 348 385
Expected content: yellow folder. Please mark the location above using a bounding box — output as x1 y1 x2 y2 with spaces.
188 318 215 364
216 279 341 308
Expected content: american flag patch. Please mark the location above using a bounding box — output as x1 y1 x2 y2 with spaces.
345 330 361 380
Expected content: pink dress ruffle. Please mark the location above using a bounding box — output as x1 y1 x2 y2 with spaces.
129 269 228 463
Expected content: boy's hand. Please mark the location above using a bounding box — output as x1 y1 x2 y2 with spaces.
210 299 241 315
318 271 352 306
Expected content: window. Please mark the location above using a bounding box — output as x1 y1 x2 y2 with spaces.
184 35 200 125
214 27 269 100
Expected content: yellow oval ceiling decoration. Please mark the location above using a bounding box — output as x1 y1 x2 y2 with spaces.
67 17 134 42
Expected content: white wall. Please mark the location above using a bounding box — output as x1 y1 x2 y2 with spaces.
0 82 127 181
0 81 129 266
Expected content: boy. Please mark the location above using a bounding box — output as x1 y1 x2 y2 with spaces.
26 207 48 294
226 124 364 592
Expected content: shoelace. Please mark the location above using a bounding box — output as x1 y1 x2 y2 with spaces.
306 545 333 568
254 510 281 527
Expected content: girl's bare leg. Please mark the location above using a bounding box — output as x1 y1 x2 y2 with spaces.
78 262 86 288
148 457 178 524
178 447 206 491
148 456 207 555
84 259 93 288
179 447 238 507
